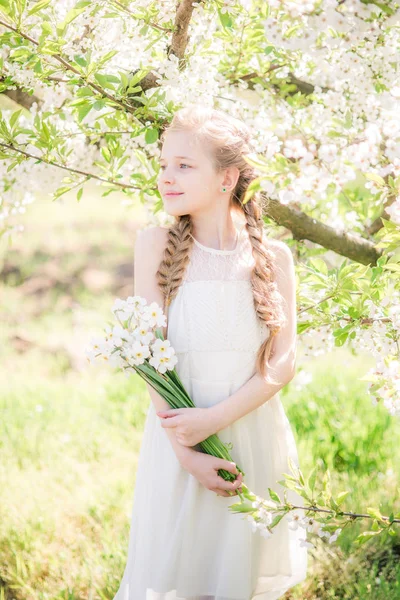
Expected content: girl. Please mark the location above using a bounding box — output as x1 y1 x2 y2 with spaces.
112 105 308 600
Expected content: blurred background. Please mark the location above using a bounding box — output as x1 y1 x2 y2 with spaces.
0 186 399 599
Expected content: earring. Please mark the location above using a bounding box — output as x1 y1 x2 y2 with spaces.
222 187 226 192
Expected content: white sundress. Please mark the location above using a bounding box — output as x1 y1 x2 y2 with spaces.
112 223 308 600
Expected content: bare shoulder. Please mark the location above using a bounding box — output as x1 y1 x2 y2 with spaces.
264 237 293 261
133 226 171 304
135 225 169 264
136 225 169 248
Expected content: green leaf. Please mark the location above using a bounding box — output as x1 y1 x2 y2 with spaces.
62 6 88 27
228 503 255 513
308 257 328 276
94 73 117 90
76 87 94 97
77 104 92 122
307 466 317 492
97 50 118 67
382 264 400 273
366 507 384 521
0 0 11 15
270 512 285 528
268 488 281 503
93 99 106 111
27 0 52 16
74 54 87 67
354 530 382 545
52 185 72 200
101 147 111 163
77 187 83 202
297 321 313 334
9 109 22 129
218 7 234 28
145 128 159 144
365 172 386 187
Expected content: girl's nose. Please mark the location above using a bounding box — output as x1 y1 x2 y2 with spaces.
160 169 175 184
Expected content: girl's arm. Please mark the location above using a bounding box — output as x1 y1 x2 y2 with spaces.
134 226 196 467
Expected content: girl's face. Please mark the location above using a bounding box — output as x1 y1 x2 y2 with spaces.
157 130 223 218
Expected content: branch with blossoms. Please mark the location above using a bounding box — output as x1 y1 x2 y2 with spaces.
1 0 400 260
296 247 400 417
0 112 387 265
232 456 400 549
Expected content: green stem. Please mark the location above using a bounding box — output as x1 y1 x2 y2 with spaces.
128 357 247 492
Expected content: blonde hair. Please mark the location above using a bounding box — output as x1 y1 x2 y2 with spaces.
156 104 288 384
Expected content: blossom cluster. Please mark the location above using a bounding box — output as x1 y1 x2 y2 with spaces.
244 494 342 549
352 296 400 417
1 0 400 234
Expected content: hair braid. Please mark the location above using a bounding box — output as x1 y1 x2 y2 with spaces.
241 195 288 384
155 214 194 336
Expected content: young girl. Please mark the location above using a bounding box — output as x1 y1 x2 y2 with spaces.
112 105 308 600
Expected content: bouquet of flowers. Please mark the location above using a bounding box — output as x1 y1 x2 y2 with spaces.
86 295 313 543
85 295 253 500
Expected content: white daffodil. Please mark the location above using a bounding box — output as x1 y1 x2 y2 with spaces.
125 341 151 366
149 351 178 374
126 295 147 310
111 298 132 321
104 324 128 345
142 302 167 328
87 335 106 352
134 320 156 345
108 352 126 369
151 338 174 355
85 348 98 364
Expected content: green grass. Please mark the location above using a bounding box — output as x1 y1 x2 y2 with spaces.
0 186 399 599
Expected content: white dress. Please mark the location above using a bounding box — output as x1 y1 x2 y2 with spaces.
112 223 308 600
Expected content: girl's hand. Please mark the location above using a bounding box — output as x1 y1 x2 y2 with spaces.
182 451 243 497
156 407 218 447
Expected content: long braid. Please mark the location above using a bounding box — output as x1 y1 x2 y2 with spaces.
156 215 194 337
241 195 288 383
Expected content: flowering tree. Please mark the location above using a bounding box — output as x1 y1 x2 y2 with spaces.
1 0 399 546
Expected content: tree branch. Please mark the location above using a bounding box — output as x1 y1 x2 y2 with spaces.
263 197 383 266
1 84 41 109
0 142 141 190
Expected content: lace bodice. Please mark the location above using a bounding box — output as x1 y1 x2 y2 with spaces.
183 222 255 283
167 222 270 360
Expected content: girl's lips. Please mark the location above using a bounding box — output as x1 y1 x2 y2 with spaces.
165 192 183 196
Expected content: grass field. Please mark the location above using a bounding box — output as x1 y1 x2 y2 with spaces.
0 186 399 599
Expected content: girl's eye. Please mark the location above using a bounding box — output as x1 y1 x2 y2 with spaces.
160 164 191 170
